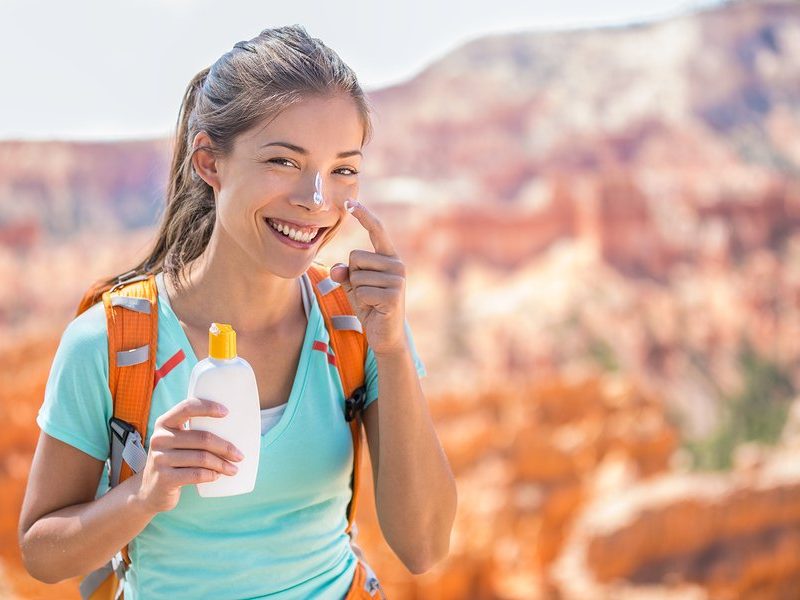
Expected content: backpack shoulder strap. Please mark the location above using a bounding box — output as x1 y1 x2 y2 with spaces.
102 273 159 486
79 271 159 598
306 261 368 536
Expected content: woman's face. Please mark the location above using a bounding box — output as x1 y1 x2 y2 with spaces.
195 93 364 278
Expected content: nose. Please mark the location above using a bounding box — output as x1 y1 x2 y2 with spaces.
290 170 328 212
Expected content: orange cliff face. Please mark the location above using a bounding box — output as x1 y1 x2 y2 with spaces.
552 439 800 599
0 332 87 599
4 1 800 598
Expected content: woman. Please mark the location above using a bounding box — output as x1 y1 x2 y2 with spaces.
18 25 457 599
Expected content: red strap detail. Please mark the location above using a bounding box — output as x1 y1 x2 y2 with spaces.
153 349 186 388
313 339 338 366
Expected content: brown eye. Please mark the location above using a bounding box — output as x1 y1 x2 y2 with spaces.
335 167 359 176
268 158 296 167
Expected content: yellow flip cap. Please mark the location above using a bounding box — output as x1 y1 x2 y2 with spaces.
209 322 237 359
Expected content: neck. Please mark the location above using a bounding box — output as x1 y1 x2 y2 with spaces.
164 229 304 337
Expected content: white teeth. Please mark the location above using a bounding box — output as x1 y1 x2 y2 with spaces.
267 218 318 243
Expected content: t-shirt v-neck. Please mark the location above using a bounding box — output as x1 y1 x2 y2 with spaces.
154 271 314 437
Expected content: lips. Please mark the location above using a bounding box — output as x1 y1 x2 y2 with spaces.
264 217 329 247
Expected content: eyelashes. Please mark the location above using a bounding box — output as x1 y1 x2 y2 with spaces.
267 158 359 176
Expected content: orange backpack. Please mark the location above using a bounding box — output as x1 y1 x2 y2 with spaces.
75 261 385 600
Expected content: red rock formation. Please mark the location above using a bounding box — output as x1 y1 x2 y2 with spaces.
4 1 800 598
553 445 800 599
0 331 85 599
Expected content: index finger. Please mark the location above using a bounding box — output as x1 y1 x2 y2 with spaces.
158 398 228 429
347 200 398 257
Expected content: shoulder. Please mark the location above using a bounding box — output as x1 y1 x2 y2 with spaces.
39 301 114 462
58 301 109 357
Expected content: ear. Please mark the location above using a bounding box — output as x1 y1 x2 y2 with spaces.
191 131 222 193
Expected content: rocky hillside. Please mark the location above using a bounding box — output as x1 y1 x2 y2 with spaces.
3 0 800 598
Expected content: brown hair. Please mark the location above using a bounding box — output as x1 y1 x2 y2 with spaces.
94 24 373 297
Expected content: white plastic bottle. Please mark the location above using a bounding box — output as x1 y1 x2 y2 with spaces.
187 322 261 497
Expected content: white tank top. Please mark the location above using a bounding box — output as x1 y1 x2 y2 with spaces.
155 271 313 437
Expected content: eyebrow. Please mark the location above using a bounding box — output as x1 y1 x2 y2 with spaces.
259 141 362 159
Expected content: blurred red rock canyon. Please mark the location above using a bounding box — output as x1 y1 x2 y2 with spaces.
3 0 800 597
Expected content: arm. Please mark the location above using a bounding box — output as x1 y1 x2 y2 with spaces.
18 431 158 584
362 345 457 575
327 200 457 575
20 399 241 584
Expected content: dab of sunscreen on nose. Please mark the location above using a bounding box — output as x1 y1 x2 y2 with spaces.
313 171 323 205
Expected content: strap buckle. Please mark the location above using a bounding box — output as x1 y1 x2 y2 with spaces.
109 270 149 294
116 269 143 285
111 551 127 579
108 417 147 486
344 385 367 422
109 417 136 446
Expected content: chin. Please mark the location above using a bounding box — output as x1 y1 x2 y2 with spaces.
264 262 311 280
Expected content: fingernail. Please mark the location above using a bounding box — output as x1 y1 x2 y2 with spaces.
218 405 229 416
234 448 245 460
345 199 357 213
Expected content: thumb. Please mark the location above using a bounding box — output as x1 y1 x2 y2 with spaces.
330 263 349 284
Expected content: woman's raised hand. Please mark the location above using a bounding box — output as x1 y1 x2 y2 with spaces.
133 398 244 514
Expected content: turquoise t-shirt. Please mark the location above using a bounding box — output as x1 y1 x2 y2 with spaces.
36 271 426 599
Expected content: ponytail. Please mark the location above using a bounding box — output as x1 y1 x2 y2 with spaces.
90 66 217 297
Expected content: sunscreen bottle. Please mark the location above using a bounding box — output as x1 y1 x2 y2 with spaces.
187 323 261 497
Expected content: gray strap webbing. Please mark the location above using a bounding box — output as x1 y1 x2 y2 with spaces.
112 551 127 580
116 270 149 285
116 344 149 367
110 428 147 487
349 521 363 558
79 562 113 600
362 559 385 598
122 431 148 475
88 425 146 598
316 276 341 295
349 521 386 598
331 315 363 334
110 295 151 314
299 273 311 320
110 439 124 488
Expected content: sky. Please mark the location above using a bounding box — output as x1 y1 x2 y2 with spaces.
0 0 725 141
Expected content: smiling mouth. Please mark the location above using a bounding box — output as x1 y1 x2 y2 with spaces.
264 217 329 245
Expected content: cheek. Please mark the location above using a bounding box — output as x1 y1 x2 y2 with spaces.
333 173 358 192
324 179 358 236
216 197 245 231
349 179 360 198
214 191 260 238
332 182 358 206
213 192 236 227
320 220 343 248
